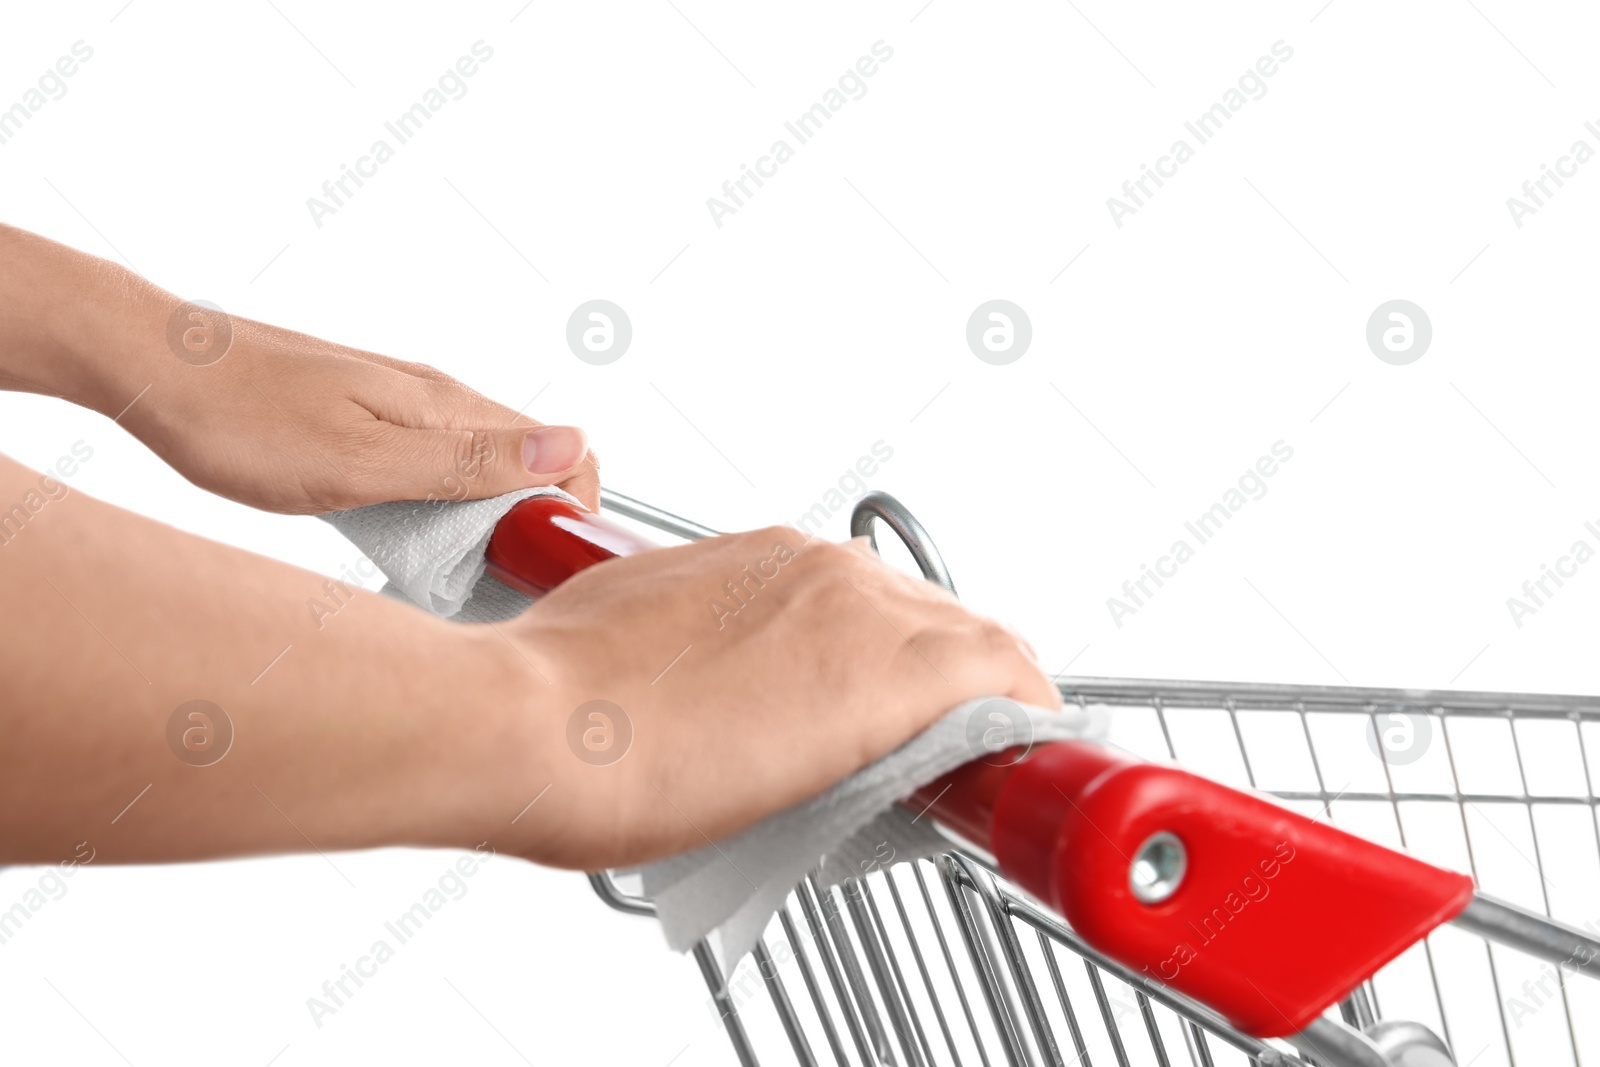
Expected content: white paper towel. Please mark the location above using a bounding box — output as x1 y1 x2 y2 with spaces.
633 697 1104 972
321 489 1103 973
320 485 575 622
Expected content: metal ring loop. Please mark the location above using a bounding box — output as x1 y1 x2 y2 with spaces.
849 490 958 598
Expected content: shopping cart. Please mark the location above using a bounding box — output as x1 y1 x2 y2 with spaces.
484 488 1600 1067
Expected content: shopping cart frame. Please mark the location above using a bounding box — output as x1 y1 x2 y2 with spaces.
550 489 1600 1067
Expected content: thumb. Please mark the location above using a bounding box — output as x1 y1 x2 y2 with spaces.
364 423 590 504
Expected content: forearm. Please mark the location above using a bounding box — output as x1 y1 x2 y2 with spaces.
0 453 547 865
0 223 165 415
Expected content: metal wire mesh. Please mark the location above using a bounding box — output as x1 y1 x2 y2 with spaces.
598 678 1600 1067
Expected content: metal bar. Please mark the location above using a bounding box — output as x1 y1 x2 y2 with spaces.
1574 721 1600 907
952 854 1066 1066
853 878 936 1067
1284 1018 1391 1067
1152 697 1177 761
1226 698 1258 789
827 880 902 1065
805 877 890 1066
778 905 852 1067
1440 715 1518 1067
1082 964 1135 1067
1417 939 1454 1058
696 939 761 1067
599 487 720 540
885 867 967 1067
1453 895 1600 978
796 878 877 1066
1263 789 1600 807
1506 717 1585 1067
1179 1022 1215 1067
915 861 993 1067
1134 992 1172 1067
586 871 655 916
1337 984 1377 1031
1295 700 1329 797
1058 676 1600 720
938 855 1030 1067
754 937 820 1067
841 878 922 1065
1037 930 1093 1067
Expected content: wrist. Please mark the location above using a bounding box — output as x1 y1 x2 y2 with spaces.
64 265 175 418
0 224 159 413
395 621 567 858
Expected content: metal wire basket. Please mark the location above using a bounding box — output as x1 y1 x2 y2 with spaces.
538 490 1600 1067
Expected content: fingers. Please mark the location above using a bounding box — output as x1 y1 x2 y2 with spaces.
844 541 1062 713
356 422 591 504
363 365 531 435
518 425 589 479
559 453 602 511
998 645 1065 711
938 614 1063 712
796 535 1062 716
355 368 601 508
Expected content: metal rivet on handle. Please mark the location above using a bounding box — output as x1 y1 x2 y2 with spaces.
1130 832 1187 904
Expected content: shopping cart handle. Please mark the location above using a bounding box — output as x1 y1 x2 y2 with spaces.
485 494 658 596
483 494 1478 1040
916 746 1475 1037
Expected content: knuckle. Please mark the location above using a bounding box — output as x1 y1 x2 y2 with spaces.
975 617 1017 650
785 565 860 615
932 619 1017 680
823 573 870 609
752 523 793 543
457 429 498 483
803 537 861 570
402 358 453 383
746 524 805 559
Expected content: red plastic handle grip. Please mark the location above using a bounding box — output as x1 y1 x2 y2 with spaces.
485 496 1477 1038
915 747 1474 1036
485 495 658 597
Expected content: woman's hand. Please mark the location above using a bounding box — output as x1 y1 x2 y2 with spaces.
0 223 598 513
488 525 1062 870
119 313 601 514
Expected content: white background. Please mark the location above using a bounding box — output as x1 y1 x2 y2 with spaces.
3 0 1600 1064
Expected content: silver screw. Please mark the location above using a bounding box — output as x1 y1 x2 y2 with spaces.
1129 832 1186 904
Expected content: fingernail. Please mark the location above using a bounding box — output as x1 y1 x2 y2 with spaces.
522 426 586 473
